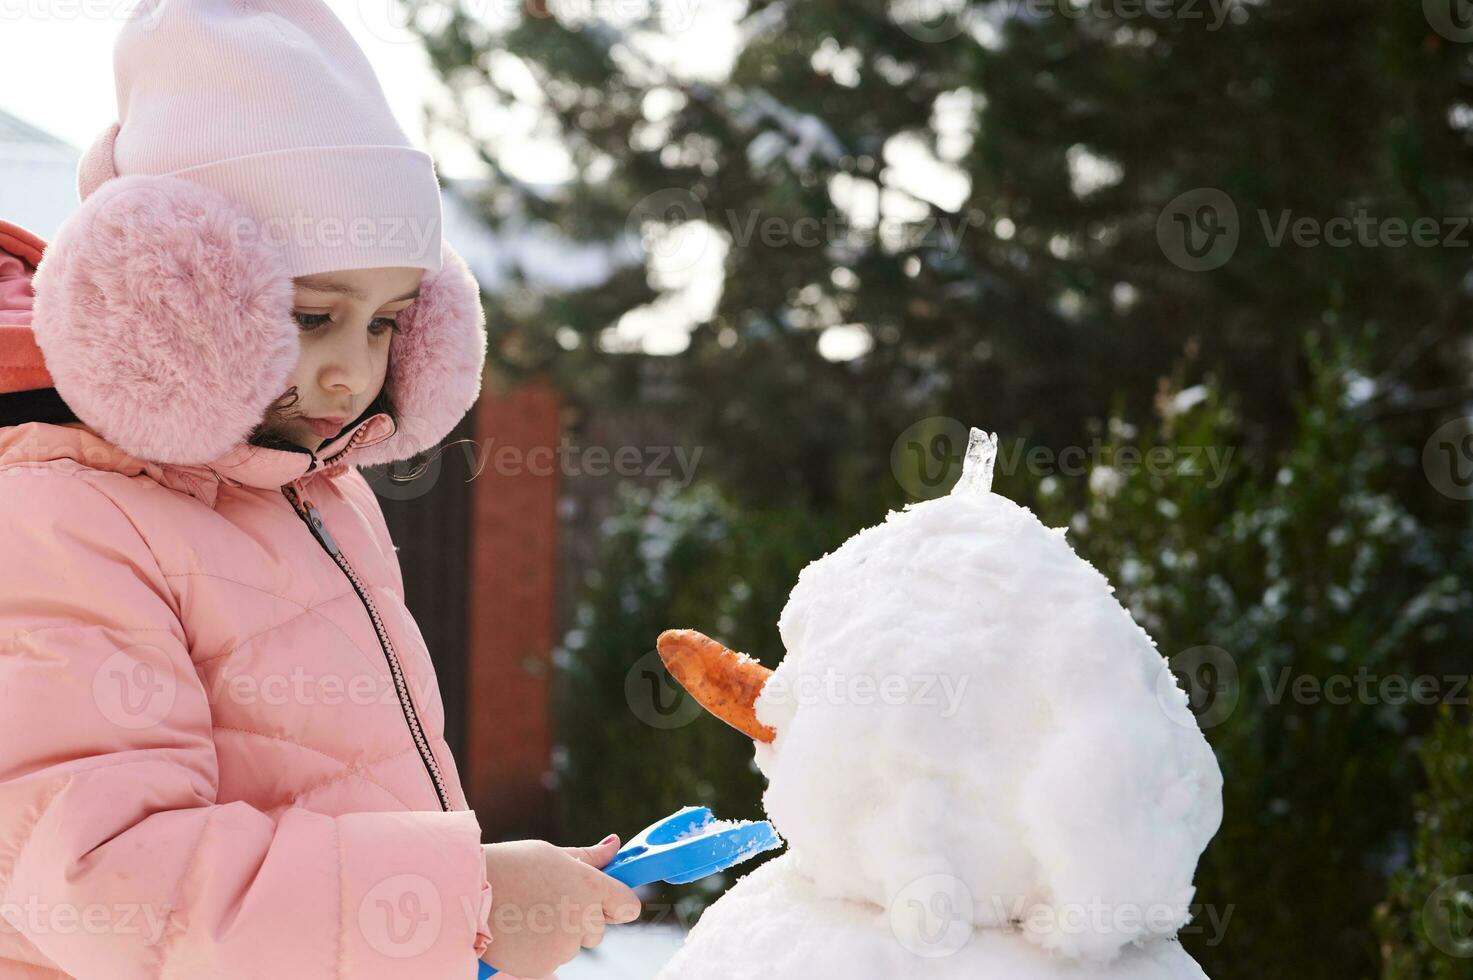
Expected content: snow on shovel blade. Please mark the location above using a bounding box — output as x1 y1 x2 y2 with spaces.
602 805 782 887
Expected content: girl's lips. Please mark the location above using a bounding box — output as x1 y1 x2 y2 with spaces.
305 417 347 438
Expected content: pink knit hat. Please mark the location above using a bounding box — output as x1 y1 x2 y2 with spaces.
79 0 443 276
28 0 488 466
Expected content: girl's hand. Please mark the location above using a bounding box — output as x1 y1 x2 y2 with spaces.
478 836 642 978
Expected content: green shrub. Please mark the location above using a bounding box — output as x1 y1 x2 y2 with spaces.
1376 706 1473 979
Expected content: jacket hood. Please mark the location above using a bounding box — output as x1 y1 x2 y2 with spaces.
7 172 486 479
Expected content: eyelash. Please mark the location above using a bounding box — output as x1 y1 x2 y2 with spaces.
293 312 401 335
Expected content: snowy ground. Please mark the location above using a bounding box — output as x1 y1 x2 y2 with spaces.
557 924 685 979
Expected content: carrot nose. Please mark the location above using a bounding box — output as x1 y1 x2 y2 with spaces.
656 629 777 743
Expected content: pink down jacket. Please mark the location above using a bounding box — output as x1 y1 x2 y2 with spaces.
0 177 499 979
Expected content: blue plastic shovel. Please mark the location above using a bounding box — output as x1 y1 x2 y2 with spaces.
478 806 781 978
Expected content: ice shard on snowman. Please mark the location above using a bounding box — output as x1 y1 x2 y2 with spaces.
653 428 1224 979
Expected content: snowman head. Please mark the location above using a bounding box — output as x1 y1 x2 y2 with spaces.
657 429 1223 962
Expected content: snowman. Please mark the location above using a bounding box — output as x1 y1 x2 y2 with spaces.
651 429 1223 979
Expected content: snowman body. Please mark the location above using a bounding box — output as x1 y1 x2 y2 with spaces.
656 433 1223 978
659 854 1209 979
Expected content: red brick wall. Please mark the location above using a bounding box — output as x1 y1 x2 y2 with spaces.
465 376 561 840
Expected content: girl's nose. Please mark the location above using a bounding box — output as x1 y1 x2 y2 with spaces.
318 336 376 396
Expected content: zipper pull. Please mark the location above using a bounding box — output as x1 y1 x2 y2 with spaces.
304 501 341 557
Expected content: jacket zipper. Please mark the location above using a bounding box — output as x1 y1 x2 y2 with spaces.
280 431 453 812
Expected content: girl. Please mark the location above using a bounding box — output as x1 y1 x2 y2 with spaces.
0 2 638 978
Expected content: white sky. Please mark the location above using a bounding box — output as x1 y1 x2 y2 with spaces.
0 0 470 171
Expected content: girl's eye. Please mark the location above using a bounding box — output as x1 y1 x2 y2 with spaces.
293 312 400 335
293 311 332 331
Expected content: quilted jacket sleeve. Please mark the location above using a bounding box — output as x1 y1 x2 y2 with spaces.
0 469 492 980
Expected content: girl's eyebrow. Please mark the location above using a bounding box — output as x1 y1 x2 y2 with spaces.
294 276 421 303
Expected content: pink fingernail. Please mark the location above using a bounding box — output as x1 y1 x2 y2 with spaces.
600 834 617 846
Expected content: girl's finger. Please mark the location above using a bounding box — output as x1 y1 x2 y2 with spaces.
564 834 620 868
600 878 642 924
